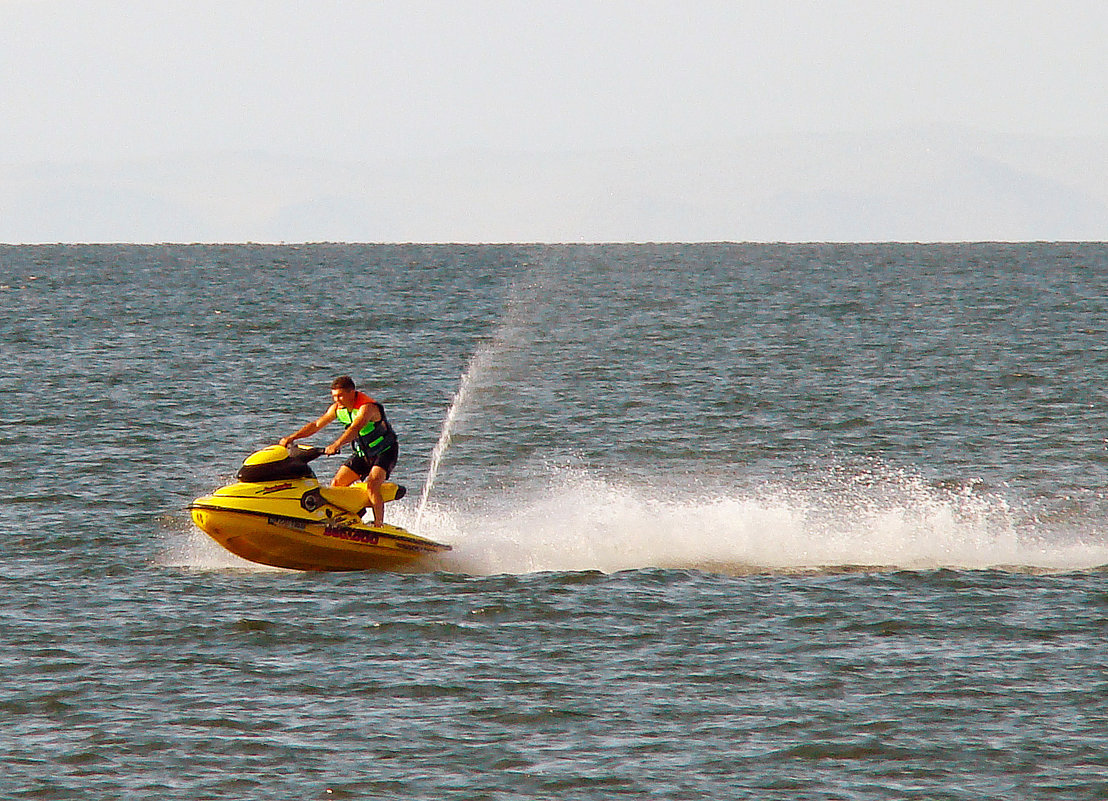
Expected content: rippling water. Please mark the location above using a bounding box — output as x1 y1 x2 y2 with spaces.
2 243 1107 799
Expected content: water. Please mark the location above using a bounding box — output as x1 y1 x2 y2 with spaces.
2 243 1107 799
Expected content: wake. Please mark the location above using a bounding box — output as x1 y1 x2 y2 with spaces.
392 467 1108 576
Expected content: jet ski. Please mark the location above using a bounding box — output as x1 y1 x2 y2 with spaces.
189 443 451 571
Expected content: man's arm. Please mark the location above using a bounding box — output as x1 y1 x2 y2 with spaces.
279 404 338 447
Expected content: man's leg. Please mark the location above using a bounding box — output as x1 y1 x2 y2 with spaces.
331 465 361 488
365 465 388 525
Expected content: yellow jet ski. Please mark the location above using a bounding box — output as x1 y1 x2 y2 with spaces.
189 444 451 571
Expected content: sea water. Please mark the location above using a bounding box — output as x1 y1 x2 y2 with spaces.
1 243 1106 799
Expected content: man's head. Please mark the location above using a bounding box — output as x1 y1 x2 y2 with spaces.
331 375 357 406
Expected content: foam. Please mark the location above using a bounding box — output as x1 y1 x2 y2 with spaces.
396 466 1108 575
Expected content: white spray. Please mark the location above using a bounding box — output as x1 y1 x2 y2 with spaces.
393 465 1108 576
414 278 539 531
414 345 489 530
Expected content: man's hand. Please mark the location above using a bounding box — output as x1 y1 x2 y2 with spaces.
324 443 341 456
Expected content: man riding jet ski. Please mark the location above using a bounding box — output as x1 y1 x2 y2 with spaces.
189 376 450 571
279 375 399 527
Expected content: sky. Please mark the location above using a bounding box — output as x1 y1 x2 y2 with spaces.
1 0 1106 241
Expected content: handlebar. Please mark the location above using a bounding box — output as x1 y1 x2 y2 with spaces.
286 443 326 462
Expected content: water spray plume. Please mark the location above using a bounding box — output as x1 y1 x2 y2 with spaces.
414 353 483 530
414 278 540 531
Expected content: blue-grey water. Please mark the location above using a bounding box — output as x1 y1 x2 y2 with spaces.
2 243 1107 799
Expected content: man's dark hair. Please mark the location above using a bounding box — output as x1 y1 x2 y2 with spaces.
331 375 356 391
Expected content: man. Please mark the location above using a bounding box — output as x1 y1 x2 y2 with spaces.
279 375 399 526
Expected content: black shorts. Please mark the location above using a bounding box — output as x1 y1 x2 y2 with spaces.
344 443 398 480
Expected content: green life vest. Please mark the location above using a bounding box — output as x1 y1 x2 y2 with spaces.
335 393 394 456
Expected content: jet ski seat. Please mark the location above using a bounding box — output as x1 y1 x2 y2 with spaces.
319 482 406 515
319 485 370 514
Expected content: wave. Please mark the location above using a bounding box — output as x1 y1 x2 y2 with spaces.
401 466 1108 576
165 465 1108 576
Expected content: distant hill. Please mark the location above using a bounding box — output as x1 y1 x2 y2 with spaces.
2 128 1104 242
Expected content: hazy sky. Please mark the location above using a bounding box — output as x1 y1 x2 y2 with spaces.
2 1 1106 242
3 0 1107 166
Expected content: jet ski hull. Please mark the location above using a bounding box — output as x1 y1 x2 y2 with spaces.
189 464 451 571
190 504 448 571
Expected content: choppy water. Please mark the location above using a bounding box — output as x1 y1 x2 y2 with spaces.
2 243 1107 799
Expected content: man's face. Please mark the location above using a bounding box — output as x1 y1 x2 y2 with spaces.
332 387 357 408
